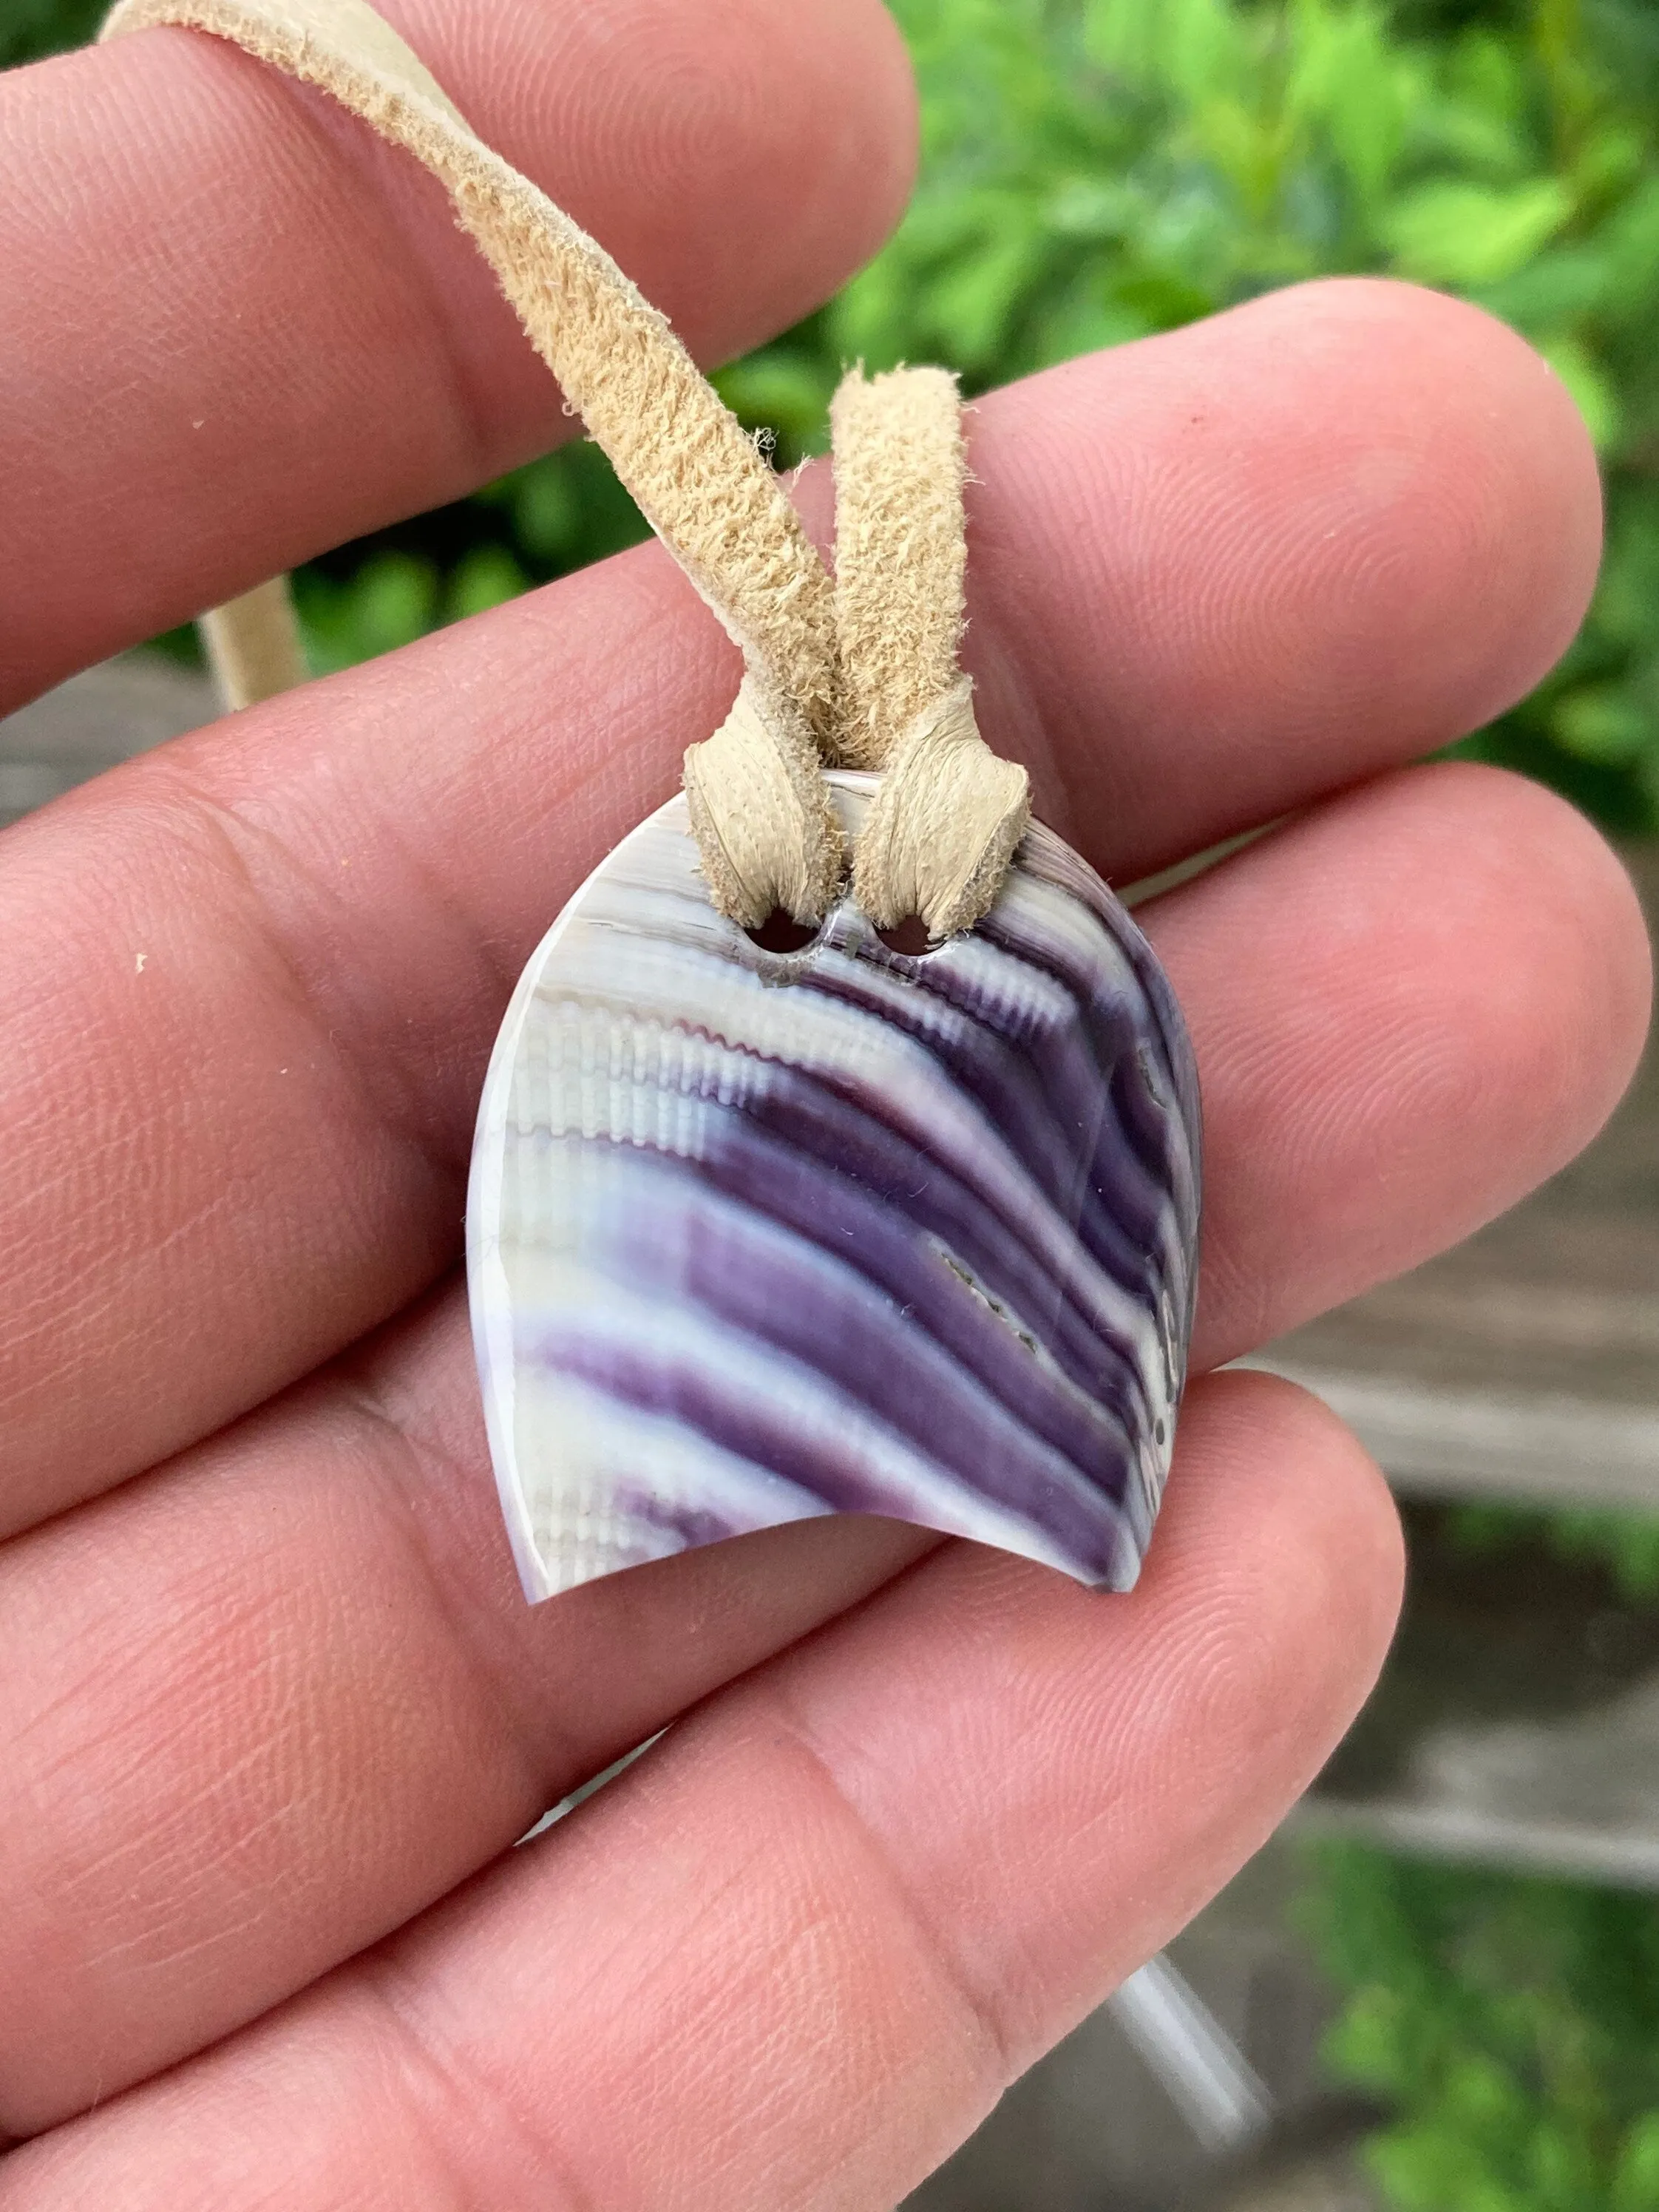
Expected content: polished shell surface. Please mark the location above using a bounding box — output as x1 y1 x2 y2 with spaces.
467 773 1200 1601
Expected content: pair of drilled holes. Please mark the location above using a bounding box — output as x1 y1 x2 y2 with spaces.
747 909 935 959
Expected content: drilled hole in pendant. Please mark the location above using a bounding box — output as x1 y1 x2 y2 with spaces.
747 909 819 954
875 914 934 957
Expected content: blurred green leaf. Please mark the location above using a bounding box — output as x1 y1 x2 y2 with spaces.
1045 175 1139 241
1383 177 1573 283
294 550 438 674
446 543 528 622
926 223 1051 369
1551 680 1651 761
1307 1834 1659 2212
1366 2120 1532 2211
1594 174 1659 292
0 0 101 67
1444 2052 1532 2135
1287 1 1410 205
1083 0 1168 86
713 348 837 464
1536 330 1622 449
498 455 585 564
1612 2114 1659 2212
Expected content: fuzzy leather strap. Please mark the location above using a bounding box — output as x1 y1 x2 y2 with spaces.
101 0 1028 937
830 366 1029 938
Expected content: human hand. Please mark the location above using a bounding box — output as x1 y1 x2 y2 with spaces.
0 1 1648 2202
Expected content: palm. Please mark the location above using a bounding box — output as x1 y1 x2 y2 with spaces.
0 1 1646 2202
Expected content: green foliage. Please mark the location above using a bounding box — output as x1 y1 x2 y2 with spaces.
0 0 101 69
832 0 1659 828
1306 1496 1659 2211
14 0 1659 827
1303 1844 1659 2211
356 0 1659 827
1446 1501 1659 1604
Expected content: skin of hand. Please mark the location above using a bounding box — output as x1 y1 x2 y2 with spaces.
0 1 1650 2203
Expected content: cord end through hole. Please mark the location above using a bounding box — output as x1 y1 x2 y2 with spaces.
746 909 820 954
875 915 934 957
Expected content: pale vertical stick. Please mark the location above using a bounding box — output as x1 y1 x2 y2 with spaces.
198 577 308 710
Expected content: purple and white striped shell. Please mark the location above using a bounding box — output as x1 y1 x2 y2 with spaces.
467 773 1200 1601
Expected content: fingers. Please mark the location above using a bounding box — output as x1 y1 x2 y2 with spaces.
0 1375 1402 2203
1156 762 1652 1368
0 759 1639 2130
0 0 915 706
0 282 1621 1536
0 1289 934 2135
962 279 1603 879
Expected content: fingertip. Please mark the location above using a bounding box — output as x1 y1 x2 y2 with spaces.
1190 274 1606 747
966 274 1607 872
878 1368 1408 2032
1282 276 1604 721
1397 761 1651 1172
1165 761 1651 1366
1158 1371 1406 1716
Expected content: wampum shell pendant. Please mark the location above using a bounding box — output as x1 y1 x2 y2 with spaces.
467 773 1201 1601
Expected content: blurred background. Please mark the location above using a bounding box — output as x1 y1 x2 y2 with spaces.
5 1 1659 2207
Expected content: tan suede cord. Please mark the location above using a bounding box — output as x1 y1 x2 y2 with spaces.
101 0 1028 938
829 367 1029 937
100 0 844 922
831 365 968 773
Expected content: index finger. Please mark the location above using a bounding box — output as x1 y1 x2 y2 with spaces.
0 0 915 708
